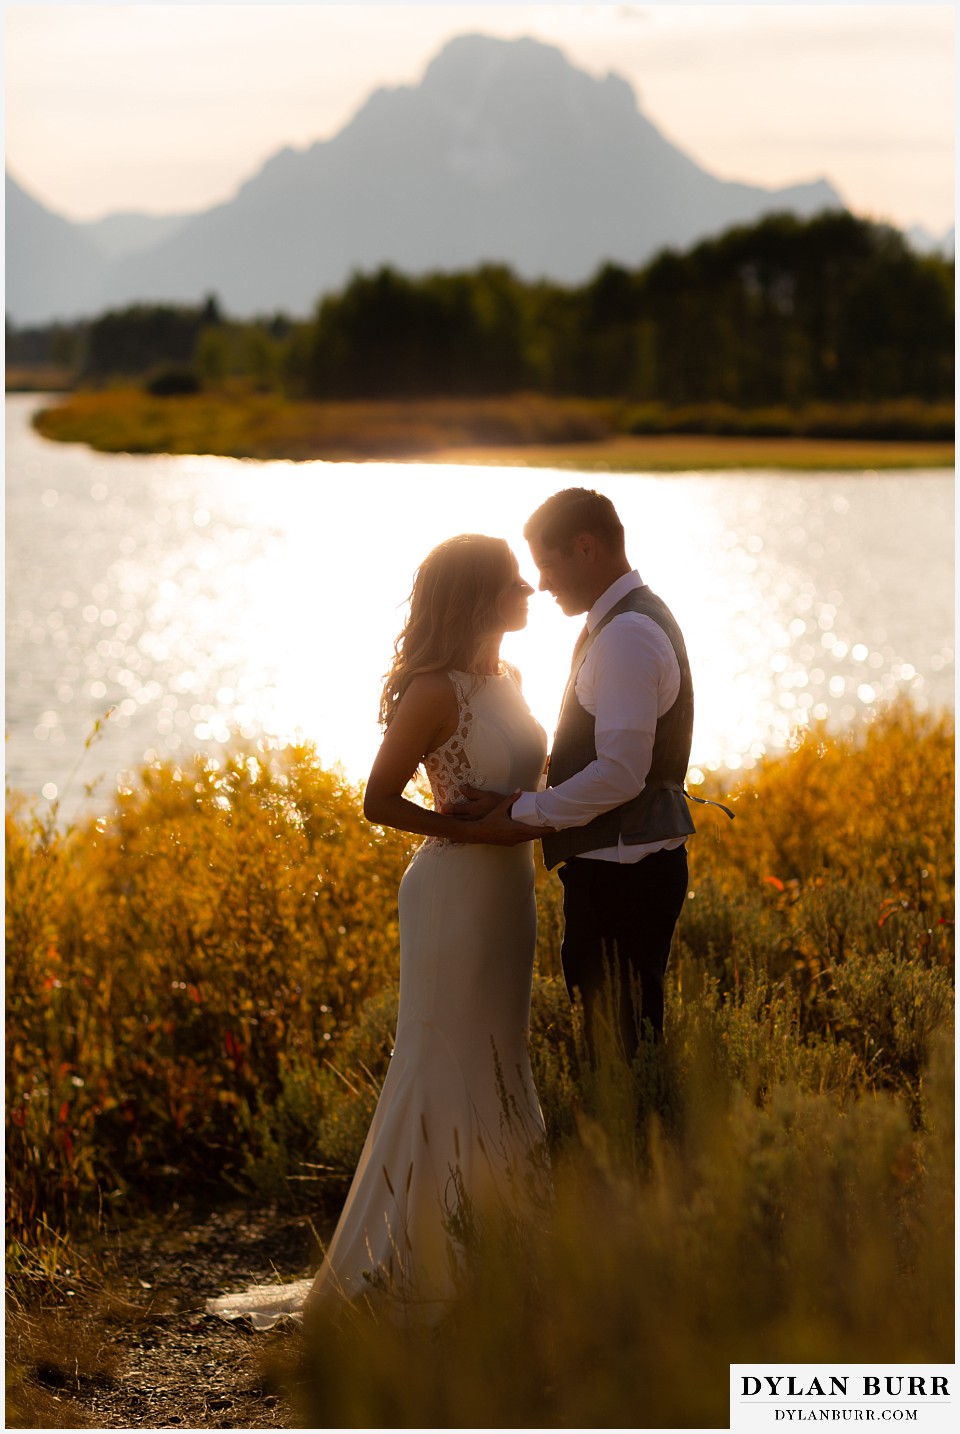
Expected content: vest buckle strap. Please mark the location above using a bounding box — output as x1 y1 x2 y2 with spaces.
683 788 735 820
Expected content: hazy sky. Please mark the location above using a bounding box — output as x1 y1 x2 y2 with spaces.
4 3 955 234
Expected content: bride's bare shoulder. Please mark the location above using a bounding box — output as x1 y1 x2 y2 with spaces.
394 672 460 727
402 671 458 702
392 672 459 753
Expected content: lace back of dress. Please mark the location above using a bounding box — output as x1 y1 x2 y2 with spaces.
423 672 479 811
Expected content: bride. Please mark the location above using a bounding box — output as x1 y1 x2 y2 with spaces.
207 534 550 1327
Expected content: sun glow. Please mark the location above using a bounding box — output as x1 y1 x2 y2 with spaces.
128 459 867 785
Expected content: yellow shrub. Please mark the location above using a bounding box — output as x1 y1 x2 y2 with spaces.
5 705 954 1271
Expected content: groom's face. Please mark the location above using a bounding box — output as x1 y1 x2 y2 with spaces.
528 536 595 616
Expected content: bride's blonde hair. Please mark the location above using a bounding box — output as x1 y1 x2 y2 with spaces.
379 534 515 728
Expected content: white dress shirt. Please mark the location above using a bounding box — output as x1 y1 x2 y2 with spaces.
512 571 687 863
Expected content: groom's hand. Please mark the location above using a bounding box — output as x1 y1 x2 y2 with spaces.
442 786 506 820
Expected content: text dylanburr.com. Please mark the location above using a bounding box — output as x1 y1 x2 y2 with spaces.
730 1367 954 1432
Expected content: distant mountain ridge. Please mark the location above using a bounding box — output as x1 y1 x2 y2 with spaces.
5 174 108 324
1 32 886 326
80 211 193 261
906 223 955 258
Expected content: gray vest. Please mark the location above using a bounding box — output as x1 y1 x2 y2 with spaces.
540 586 696 870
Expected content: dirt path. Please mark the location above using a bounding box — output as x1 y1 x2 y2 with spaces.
7 1203 323 1429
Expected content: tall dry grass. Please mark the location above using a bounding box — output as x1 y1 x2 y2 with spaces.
291 1033 953 1428
5 703 954 1422
6 742 416 1282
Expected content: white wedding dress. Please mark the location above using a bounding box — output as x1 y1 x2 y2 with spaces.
207 667 549 1327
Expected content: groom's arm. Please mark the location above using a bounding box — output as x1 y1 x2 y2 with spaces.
510 616 680 830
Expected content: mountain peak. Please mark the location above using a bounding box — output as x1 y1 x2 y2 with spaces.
419 32 639 125
423 32 575 87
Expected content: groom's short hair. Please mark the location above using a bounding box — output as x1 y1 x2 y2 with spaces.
524 488 625 555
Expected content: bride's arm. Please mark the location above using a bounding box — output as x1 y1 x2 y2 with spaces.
363 674 543 846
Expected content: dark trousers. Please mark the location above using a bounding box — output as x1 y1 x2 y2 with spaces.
558 844 688 1061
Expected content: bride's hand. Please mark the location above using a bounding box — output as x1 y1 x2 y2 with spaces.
468 791 552 845
441 785 504 820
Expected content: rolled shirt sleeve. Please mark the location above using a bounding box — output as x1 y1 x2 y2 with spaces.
511 614 681 829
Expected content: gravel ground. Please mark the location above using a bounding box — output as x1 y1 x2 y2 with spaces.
7 1203 324 1430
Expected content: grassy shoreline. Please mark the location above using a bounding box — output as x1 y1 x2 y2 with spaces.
417 432 955 471
29 387 955 470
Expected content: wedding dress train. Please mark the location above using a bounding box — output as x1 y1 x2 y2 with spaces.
207 668 548 1327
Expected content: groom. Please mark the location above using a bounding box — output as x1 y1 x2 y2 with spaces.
475 487 698 1059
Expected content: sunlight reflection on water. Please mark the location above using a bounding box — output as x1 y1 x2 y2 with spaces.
5 396 954 820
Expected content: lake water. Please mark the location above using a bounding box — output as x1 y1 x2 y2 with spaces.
5 393 954 823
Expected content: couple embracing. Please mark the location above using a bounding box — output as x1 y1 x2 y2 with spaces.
209 486 703 1326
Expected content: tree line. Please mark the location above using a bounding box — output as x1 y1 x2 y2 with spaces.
7 211 953 407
